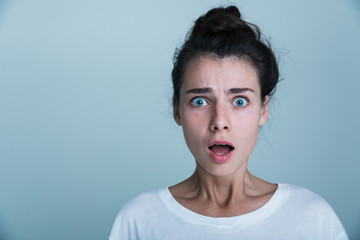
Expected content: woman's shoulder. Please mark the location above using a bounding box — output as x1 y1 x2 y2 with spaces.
277 184 347 238
109 189 168 240
114 188 169 218
280 183 330 205
278 183 340 218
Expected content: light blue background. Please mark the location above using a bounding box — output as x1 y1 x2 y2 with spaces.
0 0 359 239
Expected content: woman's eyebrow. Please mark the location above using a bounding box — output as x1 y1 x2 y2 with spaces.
227 88 255 94
185 88 213 94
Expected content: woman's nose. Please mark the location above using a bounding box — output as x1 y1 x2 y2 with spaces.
209 103 231 131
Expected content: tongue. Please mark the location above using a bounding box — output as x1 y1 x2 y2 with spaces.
210 145 232 154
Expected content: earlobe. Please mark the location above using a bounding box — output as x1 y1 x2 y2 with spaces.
173 97 182 126
259 96 269 126
173 109 182 126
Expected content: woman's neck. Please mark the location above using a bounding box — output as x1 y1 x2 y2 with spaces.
189 165 256 205
169 164 277 217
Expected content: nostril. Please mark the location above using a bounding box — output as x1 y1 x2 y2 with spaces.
211 125 229 131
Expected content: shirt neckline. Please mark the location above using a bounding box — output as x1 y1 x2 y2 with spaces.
159 183 288 227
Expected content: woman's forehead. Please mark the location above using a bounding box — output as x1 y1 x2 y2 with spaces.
181 56 260 92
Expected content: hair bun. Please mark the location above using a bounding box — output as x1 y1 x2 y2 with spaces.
224 6 241 18
192 6 258 39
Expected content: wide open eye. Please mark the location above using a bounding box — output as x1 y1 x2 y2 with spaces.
191 97 208 107
232 97 248 107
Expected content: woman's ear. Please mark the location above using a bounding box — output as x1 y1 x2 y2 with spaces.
173 97 182 126
259 96 269 126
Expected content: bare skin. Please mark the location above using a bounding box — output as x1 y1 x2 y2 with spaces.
169 166 277 217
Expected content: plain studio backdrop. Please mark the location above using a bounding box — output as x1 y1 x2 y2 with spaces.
0 0 359 239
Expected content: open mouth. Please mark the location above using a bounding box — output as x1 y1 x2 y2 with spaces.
208 143 235 156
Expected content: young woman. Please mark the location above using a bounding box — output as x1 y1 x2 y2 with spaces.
109 6 347 239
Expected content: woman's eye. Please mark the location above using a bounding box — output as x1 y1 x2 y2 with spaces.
233 97 248 107
191 97 208 107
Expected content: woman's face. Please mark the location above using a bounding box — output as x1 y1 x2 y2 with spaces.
174 56 268 177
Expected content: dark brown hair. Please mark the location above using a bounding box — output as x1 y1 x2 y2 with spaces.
172 6 279 108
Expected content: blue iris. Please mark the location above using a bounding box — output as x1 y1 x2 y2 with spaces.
192 97 208 107
233 98 247 107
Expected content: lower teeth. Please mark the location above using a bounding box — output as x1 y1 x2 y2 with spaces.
216 152 226 156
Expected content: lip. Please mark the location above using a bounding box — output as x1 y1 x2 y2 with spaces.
207 140 235 148
207 140 235 163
